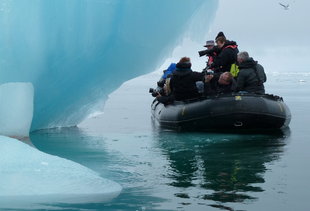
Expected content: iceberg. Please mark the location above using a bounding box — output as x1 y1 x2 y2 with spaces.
0 135 122 208
0 83 33 137
0 0 217 131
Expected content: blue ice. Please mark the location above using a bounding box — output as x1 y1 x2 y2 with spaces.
0 0 217 131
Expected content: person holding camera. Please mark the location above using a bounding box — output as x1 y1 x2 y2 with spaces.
204 71 236 95
199 40 218 70
149 63 177 98
209 32 239 74
236 51 267 94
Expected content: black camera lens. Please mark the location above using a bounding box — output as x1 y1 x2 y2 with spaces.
152 92 158 97
157 80 165 88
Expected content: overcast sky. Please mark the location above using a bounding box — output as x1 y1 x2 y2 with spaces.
199 0 310 72
158 0 310 73
208 0 310 48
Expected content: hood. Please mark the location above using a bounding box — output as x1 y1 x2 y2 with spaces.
238 57 257 69
223 40 238 49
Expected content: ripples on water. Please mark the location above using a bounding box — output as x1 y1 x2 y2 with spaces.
28 128 290 211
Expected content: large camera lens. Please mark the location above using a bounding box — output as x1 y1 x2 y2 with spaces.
157 80 165 88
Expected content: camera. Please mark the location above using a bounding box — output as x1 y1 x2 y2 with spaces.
203 69 214 76
206 70 214 75
198 46 220 57
157 79 165 88
149 87 164 97
149 88 157 97
199 49 213 57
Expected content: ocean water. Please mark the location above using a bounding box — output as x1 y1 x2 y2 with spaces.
10 71 310 211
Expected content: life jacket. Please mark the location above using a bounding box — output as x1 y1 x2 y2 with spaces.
207 52 217 68
223 44 238 50
207 56 213 66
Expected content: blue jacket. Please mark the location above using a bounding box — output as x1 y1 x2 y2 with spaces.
162 63 176 79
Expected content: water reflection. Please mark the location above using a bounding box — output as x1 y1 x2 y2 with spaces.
30 127 111 173
29 127 166 211
29 127 290 210
154 130 290 208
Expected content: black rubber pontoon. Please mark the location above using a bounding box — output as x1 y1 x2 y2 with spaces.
151 93 291 131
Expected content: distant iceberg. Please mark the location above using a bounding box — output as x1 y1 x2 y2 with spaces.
0 135 122 208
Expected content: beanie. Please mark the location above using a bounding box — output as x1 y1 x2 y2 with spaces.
215 31 225 40
176 57 192 70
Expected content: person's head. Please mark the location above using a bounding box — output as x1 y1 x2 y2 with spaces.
218 72 233 85
178 57 190 63
237 51 250 64
204 40 215 50
176 57 192 70
216 36 226 49
215 32 226 40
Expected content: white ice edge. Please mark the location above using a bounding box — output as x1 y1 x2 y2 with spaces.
0 135 122 206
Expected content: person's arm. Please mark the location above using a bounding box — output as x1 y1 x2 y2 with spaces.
192 72 205 81
261 66 267 83
204 75 219 95
256 64 267 83
231 78 237 92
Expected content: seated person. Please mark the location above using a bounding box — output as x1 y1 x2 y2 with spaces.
167 57 204 101
204 71 236 95
236 51 267 94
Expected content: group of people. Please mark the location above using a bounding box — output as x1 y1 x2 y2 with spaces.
152 32 267 104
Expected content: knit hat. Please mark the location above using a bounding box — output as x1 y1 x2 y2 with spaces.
215 31 225 40
176 57 192 70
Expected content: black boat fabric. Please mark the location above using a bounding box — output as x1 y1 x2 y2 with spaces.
151 93 291 131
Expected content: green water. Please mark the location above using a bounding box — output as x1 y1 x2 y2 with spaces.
29 129 290 211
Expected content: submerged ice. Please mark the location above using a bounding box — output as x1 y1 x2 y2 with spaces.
0 0 217 131
0 135 122 207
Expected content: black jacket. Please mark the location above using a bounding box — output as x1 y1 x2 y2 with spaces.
236 58 267 94
170 69 204 101
211 40 239 73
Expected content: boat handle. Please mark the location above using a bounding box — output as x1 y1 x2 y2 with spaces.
234 121 243 127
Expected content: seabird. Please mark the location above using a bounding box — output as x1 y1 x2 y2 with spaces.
279 2 289 10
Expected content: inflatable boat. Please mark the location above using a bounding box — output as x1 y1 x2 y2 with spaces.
151 93 291 131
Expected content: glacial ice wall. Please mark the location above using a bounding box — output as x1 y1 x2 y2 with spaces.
0 0 217 131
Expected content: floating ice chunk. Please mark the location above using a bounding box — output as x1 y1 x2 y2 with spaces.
0 136 122 208
0 83 34 138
